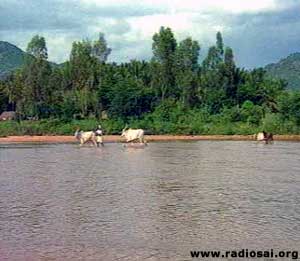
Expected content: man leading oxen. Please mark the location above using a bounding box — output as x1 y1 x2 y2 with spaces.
74 125 104 147
94 125 104 146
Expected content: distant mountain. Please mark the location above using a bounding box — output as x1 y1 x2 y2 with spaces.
0 41 27 79
265 53 300 90
0 41 60 80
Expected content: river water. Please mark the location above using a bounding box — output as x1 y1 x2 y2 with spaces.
0 141 300 260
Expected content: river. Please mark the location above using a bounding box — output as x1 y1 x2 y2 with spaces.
0 141 299 260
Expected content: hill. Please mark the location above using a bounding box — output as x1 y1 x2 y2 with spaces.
0 41 27 79
265 53 300 90
0 41 59 80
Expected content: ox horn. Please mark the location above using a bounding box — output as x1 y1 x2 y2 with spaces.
74 128 81 138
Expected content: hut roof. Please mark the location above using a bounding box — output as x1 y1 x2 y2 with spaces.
0 111 16 120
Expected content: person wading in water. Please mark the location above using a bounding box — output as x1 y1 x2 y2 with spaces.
262 131 274 144
94 125 104 146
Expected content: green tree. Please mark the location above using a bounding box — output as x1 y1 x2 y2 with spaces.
22 58 52 117
224 47 234 68
222 47 238 106
202 46 221 71
202 32 224 71
174 37 200 106
240 100 263 125
152 27 177 100
277 91 300 125
12 36 53 118
103 74 153 119
200 33 229 113
237 68 285 110
92 33 112 63
175 37 200 71
68 40 102 116
69 40 94 91
0 81 9 112
26 35 48 60
216 31 224 56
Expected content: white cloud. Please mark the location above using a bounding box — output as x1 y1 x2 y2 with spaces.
1 0 299 66
80 0 287 14
73 0 296 64
168 0 279 13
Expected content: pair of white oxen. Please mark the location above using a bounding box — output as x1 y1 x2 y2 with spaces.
74 126 145 147
75 128 272 147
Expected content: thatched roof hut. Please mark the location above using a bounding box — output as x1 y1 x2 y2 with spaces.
0 111 16 121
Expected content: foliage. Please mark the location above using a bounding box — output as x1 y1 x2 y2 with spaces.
26 35 48 60
265 52 300 90
152 26 177 100
1 30 299 135
92 33 112 63
0 41 28 79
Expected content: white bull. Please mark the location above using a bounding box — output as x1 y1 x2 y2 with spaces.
75 129 103 147
256 132 265 141
121 127 145 143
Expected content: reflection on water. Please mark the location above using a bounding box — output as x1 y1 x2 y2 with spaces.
0 141 300 260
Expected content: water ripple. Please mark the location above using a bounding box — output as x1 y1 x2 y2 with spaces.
0 141 300 260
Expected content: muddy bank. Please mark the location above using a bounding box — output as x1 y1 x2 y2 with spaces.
1 135 300 143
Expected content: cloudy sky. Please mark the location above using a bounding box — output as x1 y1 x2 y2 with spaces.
0 0 299 68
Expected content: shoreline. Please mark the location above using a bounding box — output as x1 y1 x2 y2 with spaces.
1 135 300 143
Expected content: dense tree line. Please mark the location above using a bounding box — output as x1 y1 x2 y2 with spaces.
1 27 300 134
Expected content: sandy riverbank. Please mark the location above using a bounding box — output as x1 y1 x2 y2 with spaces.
1 135 300 143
